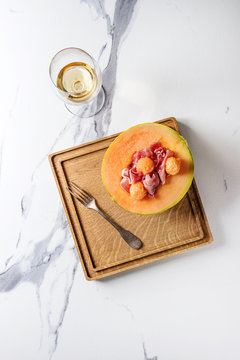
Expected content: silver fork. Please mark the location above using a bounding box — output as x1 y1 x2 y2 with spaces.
66 182 143 250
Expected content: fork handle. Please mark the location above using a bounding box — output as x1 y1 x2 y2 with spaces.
92 208 143 250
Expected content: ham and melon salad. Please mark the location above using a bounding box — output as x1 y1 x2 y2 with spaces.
120 142 180 199
101 123 194 215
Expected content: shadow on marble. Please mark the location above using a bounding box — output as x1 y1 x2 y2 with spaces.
178 120 239 247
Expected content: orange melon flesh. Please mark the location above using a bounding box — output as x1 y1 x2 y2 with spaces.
101 123 194 215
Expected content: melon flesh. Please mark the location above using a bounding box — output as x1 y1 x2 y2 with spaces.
101 123 194 215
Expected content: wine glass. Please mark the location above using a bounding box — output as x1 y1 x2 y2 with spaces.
49 47 105 117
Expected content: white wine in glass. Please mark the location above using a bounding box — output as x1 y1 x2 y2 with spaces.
49 48 105 117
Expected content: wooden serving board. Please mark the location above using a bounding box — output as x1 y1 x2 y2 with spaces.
49 117 213 280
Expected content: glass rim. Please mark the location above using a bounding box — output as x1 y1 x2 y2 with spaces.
49 47 99 95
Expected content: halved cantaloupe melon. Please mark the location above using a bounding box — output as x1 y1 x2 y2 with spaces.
101 123 194 215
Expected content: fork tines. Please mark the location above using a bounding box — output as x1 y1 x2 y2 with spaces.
66 182 92 206
71 181 91 197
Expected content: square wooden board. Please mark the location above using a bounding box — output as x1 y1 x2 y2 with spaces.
49 117 213 280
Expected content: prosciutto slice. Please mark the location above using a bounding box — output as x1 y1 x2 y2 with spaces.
142 172 160 196
129 165 142 184
120 177 131 192
157 149 174 184
132 150 146 165
120 165 142 193
122 168 130 178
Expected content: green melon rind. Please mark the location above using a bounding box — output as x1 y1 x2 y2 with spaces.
101 123 194 215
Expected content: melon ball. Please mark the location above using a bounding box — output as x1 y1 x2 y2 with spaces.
136 157 154 175
130 182 147 200
165 157 181 175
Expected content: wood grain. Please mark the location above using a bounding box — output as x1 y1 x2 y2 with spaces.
49 117 213 280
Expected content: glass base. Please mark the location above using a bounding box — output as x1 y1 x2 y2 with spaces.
64 86 106 117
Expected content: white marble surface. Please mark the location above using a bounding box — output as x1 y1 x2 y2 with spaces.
1 0 240 359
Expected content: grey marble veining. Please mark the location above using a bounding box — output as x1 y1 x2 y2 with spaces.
0 0 140 358
223 177 228 192
143 343 158 360
232 127 239 136
94 0 138 138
